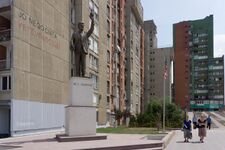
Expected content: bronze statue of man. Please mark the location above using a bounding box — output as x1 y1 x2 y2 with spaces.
70 11 95 77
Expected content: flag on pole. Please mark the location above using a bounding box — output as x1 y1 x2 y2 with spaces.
164 59 168 80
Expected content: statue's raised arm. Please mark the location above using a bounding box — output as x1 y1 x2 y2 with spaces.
86 10 95 38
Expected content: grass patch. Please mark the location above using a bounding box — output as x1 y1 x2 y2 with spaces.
97 126 160 134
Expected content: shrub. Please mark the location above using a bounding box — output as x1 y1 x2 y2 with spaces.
129 99 184 129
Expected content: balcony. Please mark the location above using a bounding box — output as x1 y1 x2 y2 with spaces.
0 0 11 19
0 59 10 70
0 0 11 44
0 29 10 43
0 0 10 7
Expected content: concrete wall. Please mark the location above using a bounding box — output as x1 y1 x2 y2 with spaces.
8 0 70 135
12 0 70 105
98 0 108 125
11 99 64 136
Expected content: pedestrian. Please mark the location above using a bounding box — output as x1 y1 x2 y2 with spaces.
206 115 212 130
183 116 192 142
198 114 207 143
192 112 198 129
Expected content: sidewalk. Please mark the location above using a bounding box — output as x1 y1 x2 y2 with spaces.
210 112 225 122
166 128 225 150
166 112 225 150
0 133 163 150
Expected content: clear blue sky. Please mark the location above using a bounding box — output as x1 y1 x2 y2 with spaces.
141 0 225 57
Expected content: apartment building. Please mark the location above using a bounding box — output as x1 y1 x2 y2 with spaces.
153 48 174 101
144 20 174 111
143 20 157 110
125 0 144 115
174 15 224 110
106 0 126 124
0 0 70 136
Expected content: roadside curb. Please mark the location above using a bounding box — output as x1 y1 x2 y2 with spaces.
162 130 176 149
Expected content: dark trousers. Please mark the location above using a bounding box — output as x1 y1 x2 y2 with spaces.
75 52 86 77
207 123 211 130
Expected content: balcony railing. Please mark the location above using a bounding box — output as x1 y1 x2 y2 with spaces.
0 29 10 43
0 59 10 70
0 0 10 8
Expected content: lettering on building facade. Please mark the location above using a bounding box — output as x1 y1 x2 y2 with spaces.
17 11 60 49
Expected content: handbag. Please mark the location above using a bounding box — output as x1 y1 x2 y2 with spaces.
189 132 192 139
193 124 196 129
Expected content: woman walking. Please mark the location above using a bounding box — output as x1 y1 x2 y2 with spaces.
183 116 192 142
198 114 207 143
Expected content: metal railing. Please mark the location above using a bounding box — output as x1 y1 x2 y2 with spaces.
0 59 10 70
0 29 11 43
0 0 10 7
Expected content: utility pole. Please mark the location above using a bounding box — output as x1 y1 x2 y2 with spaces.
163 57 167 132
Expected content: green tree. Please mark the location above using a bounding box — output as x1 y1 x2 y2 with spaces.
115 109 123 125
129 98 184 129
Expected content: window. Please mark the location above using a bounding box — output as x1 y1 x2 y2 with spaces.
89 0 93 10
89 0 99 37
1 75 11 91
107 96 110 103
107 37 110 48
107 5 110 19
107 81 110 94
70 0 76 24
89 36 94 50
94 23 99 37
107 20 110 33
107 50 110 63
91 74 98 89
131 58 133 71
136 48 139 57
2 77 7 90
93 2 99 20
89 36 98 54
93 93 99 105
107 66 110 79
93 38 98 53
89 55 99 70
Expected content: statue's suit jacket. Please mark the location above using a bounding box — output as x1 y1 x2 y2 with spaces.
70 20 94 54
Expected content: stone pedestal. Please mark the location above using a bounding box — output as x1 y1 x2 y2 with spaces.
57 77 106 141
65 106 96 136
65 77 96 136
